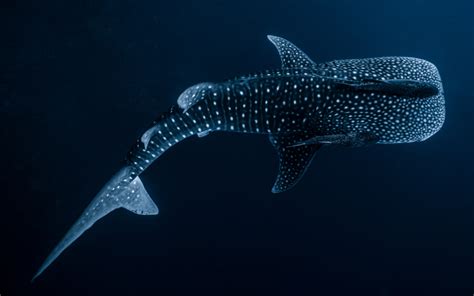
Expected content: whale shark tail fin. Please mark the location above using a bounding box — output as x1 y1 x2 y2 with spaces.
32 166 158 282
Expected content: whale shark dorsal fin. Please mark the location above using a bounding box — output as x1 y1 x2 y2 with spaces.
267 35 316 69
177 82 218 111
269 133 321 193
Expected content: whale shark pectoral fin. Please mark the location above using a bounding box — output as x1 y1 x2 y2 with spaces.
267 35 316 69
291 132 379 148
32 167 158 281
269 133 321 193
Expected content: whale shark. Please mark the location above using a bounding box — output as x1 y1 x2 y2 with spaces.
32 35 445 280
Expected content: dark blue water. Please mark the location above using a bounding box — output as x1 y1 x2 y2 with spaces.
2 0 474 295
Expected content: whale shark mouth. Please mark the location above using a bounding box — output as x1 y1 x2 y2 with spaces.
332 78 440 99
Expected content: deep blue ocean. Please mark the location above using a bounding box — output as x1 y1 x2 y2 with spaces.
2 0 474 295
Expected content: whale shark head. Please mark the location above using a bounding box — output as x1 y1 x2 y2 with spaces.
316 57 446 144
266 35 445 145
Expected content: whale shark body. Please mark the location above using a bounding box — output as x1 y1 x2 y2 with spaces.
33 35 445 280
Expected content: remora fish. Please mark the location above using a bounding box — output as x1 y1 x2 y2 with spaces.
32 35 445 280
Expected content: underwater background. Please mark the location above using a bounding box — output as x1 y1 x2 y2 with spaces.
1 0 474 295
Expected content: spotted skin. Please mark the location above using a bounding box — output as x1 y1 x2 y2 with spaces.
33 35 445 280
269 133 321 193
268 35 316 69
